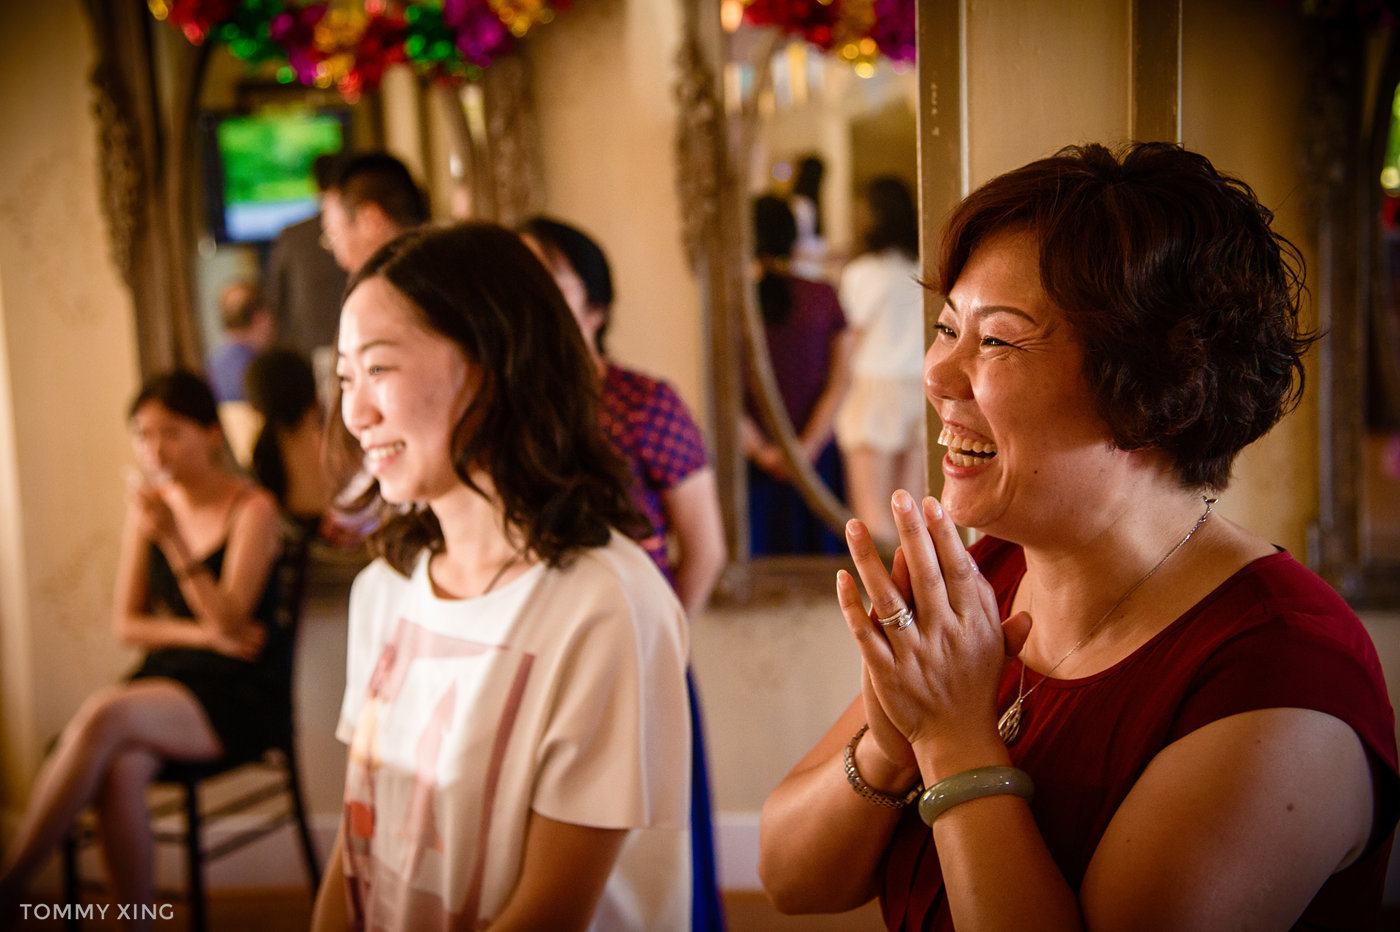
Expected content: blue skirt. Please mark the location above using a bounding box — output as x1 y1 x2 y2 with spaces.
747 441 846 556
689 669 725 930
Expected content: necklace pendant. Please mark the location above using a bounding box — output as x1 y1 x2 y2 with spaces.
997 699 1023 745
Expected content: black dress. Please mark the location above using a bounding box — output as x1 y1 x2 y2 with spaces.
127 517 293 764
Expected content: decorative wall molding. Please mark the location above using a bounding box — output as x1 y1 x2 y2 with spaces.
1303 15 1400 607
81 0 204 375
674 0 855 589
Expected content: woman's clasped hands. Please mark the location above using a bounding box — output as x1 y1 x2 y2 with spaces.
125 471 267 661
837 489 1032 779
126 472 178 543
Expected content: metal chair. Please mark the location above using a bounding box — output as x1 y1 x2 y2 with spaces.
61 523 321 931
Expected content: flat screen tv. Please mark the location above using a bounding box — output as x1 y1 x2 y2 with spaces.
199 108 350 244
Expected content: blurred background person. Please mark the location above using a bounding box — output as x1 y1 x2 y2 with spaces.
520 214 727 932
789 154 830 281
264 153 349 368
0 371 287 930
206 278 276 466
320 151 429 277
835 175 926 546
518 216 726 617
205 278 274 405
743 194 853 556
245 347 336 541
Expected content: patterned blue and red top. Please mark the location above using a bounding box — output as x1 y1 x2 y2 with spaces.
599 363 711 580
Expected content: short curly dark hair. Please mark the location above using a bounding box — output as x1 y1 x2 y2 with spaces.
937 142 1315 490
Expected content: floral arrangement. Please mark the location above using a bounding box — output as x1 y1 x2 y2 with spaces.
740 0 915 65
147 0 569 100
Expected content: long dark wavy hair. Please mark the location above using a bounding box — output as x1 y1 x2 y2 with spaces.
754 194 798 325
937 141 1314 490
246 348 318 510
862 175 919 259
325 222 648 574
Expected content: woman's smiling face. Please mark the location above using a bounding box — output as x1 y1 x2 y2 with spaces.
336 276 480 507
925 229 1121 542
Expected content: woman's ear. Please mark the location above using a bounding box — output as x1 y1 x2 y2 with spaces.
356 202 399 245
582 305 608 350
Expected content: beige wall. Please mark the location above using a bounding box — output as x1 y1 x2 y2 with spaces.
526 0 708 430
0 0 143 807
965 0 1132 184
1182 0 1317 552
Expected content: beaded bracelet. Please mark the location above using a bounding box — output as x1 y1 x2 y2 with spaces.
917 766 1034 826
843 725 921 808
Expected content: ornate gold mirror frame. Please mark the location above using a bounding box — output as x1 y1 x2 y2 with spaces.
1308 13 1400 609
83 0 208 374
674 0 950 598
674 0 864 600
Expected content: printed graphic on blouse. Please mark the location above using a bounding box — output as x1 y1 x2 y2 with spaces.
342 616 534 930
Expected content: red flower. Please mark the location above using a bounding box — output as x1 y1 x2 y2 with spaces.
160 0 240 44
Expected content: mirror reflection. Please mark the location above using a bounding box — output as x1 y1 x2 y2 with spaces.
741 190 853 555
724 26 922 554
1369 81 1400 572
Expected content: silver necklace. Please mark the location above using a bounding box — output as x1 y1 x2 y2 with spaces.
997 496 1217 745
480 550 524 596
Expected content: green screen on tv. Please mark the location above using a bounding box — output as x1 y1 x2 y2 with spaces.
209 110 346 242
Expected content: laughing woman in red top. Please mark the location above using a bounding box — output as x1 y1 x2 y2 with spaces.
759 143 1399 931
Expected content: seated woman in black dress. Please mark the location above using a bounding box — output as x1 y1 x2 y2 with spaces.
0 370 287 926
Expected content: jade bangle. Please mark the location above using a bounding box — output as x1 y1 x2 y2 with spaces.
917 766 1034 826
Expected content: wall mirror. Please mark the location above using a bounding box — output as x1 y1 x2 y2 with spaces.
705 11 922 598
79 3 1400 615
85 3 1397 609
1364 64 1400 603
86 1 553 374
1310 14 1400 610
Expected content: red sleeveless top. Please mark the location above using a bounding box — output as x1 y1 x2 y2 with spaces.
879 537 1399 931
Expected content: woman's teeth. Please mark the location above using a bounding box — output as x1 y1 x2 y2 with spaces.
937 428 998 467
365 442 405 465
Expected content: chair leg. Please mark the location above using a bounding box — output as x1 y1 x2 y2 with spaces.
61 830 81 932
183 780 207 932
283 747 322 893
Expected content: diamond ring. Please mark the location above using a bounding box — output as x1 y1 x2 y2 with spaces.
876 606 915 630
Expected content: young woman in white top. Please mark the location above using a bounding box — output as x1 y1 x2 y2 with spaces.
835 175 927 545
311 222 692 932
